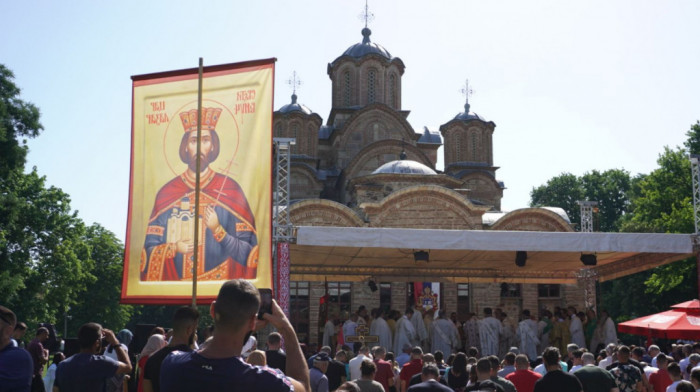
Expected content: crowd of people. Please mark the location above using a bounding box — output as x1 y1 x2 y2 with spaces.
2 284 700 392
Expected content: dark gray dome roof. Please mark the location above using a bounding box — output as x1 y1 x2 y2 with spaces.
417 126 442 144
454 102 487 122
278 94 312 115
372 160 437 175
342 28 392 60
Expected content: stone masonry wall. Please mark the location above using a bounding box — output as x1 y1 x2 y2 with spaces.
442 282 458 315
391 282 407 313
352 282 380 315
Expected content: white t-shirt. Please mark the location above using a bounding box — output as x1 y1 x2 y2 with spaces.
667 380 680 392
349 353 370 381
598 356 613 369
569 364 583 373
644 365 659 379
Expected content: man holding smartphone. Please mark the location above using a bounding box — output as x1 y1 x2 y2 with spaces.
160 280 310 392
54 323 133 391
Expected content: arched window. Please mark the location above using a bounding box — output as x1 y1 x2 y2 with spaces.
368 69 376 104
389 73 397 108
454 132 462 162
307 126 314 156
471 132 479 161
292 123 299 154
274 123 282 138
343 71 351 107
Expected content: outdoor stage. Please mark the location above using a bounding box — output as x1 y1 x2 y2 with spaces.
288 226 698 284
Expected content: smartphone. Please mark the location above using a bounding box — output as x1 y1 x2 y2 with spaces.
257 288 273 320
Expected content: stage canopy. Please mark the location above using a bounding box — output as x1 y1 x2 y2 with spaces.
289 227 697 284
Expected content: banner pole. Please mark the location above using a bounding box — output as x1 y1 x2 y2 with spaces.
192 57 203 307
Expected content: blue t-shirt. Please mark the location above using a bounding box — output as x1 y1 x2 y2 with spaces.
160 350 294 392
54 353 119 392
0 343 33 391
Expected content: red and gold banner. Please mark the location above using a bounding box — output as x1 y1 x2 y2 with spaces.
121 59 275 304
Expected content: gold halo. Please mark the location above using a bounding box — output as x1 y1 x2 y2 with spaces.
162 99 240 176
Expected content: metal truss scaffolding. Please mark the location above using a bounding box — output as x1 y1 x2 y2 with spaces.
272 138 295 304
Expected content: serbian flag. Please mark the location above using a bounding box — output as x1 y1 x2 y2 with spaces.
414 282 440 314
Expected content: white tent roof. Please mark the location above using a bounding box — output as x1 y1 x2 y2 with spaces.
289 227 697 283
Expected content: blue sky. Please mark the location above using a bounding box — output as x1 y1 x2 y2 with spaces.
3 0 700 241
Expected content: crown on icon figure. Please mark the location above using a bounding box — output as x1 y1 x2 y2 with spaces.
179 107 222 133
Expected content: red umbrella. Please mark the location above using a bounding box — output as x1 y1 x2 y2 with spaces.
671 299 700 311
618 300 700 340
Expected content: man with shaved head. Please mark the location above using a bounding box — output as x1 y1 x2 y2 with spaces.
506 354 542 392
160 279 309 392
573 352 618 392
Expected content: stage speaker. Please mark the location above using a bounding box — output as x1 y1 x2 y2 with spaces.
414 250 429 263
368 280 378 292
581 254 597 266
515 251 527 267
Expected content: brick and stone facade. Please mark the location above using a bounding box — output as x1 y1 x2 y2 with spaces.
273 27 591 346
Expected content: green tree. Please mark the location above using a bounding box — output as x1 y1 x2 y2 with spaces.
620 147 693 234
580 169 632 232
619 145 696 299
0 65 134 336
530 173 584 225
0 169 94 326
66 224 135 335
684 121 700 155
0 64 43 179
530 169 632 231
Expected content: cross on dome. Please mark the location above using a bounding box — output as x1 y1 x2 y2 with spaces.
287 71 302 96
459 79 474 112
359 0 375 29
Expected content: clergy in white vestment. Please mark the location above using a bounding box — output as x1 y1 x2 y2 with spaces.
498 312 516 359
411 308 428 347
431 310 460 355
479 307 502 357
517 310 540 361
599 310 617 346
393 307 418 355
462 313 481 354
343 313 359 341
369 309 393 352
322 318 336 350
567 307 587 349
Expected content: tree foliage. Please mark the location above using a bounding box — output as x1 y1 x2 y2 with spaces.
619 146 696 299
530 173 584 225
0 169 93 325
530 169 632 231
532 122 699 320
66 224 135 336
684 121 700 155
0 64 42 179
0 64 134 337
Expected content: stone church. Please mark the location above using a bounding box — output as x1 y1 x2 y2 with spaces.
273 26 588 345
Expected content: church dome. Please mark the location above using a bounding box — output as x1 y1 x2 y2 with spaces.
277 94 313 115
341 28 392 60
454 102 487 122
372 160 437 175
